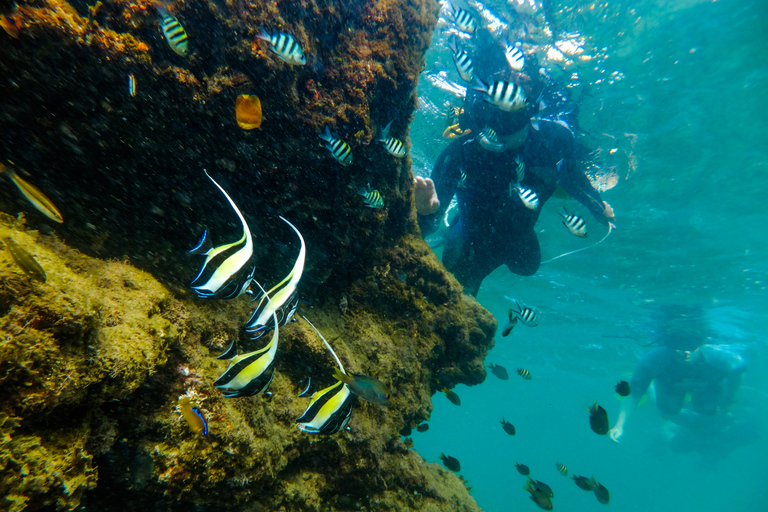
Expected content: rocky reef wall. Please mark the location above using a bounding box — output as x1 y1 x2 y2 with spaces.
0 1 497 511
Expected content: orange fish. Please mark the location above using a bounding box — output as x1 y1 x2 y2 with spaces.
235 95 262 130
1 15 20 39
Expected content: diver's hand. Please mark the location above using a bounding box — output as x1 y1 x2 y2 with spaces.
414 177 440 215
603 201 615 224
609 425 623 443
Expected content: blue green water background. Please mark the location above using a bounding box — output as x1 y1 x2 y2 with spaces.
411 1 768 510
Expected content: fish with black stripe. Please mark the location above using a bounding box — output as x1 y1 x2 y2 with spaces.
476 127 505 152
255 27 306 66
504 41 525 71
214 282 279 397
358 184 384 209
511 299 538 326
472 78 528 112
560 206 588 237
189 171 254 299
514 186 539 211
556 462 568 476
296 317 355 434
377 121 407 158
514 156 525 183
448 1 476 34
517 368 532 380
243 217 306 339
319 126 353 166
156 2 188 57
447 38 474 82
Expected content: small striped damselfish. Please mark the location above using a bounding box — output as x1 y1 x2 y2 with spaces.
560 206 588 237
319 126 353 166
377 121 406 158
157 4 188 57
256 27 306 66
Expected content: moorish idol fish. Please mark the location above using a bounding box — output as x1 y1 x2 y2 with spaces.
156 2 188 57
296 316 355 435
560 206 588 238
243 216 305 339
376 121 407 158
189 171 254 299
1 164 63 223
318 126 353 166
511 299 538 326
472 78 528 113
255 27 306 66
214 282 279 397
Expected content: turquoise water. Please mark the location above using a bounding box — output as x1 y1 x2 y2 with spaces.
412 1 768 510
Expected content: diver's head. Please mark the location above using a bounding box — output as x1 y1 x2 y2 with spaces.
659 305 708 353
466 89 532 151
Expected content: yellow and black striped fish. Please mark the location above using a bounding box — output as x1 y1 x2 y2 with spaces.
377 121 406 158
214 283 279 397
358 184 384 209
157 4 188 57
296 317 355 435
319 126 353 166
560 206 588 238
517 368 532 380
189 171 254 299
244 217 305 339
512 299 538 326
556 462 568 476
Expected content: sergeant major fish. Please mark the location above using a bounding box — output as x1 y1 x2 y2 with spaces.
447 38 474 82
377 121 406 158
296 316 355 435
243 216 306 339
515 156 525 183
504 41 525 71
517 368 532 380
514 186 539 210
156 3 188 57
214 282 279 397
189 171 254 299
476 127 505 152
255 27 306 65
473 78 527 112
511 299 538 326
560 206 588 237
319 126 353 166
358 184 384 208
448 1 476 33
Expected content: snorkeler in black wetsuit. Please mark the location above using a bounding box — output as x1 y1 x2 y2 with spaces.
415 38 614 295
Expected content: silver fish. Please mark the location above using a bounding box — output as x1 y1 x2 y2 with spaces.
473 78 528 112
256 27 306 65
560 207 588 237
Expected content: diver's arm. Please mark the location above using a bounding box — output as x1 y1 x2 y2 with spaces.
610 395 640 442
416 141 460 236
558 159 615 226
609 348 661 442
698 345 746 413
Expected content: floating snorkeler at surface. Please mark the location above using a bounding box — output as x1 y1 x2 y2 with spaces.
243 216 305 340
214 281 279 398
154 2 188 57
296 317 355 435
189 171 254 299
255 27 306 65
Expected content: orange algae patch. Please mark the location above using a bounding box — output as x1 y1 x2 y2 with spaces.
235 95 262 130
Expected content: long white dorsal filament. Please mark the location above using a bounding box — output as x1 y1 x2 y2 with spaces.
300 315 346 375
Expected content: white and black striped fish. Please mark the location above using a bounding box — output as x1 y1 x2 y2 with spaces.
296 317 355 435
214 282 279 398
256 27 306 65
358 184 384 209
457 168 467 190
377 121 406 158
244 217 306 339
560 207 588 237
515 156 525 183
504 41 525 71
447 38 474 82
189 171 254 299
477 126 505 152
319 126 353 166
512 299 538 327
515 186 539 210
449 1 476 34
157 4 188 57
473 78 528 112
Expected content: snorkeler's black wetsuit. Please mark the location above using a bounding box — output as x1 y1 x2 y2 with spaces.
418 120 607 295
631 345 746 418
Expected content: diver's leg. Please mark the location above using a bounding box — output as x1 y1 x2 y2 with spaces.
503 227 541 276
443 219 498 296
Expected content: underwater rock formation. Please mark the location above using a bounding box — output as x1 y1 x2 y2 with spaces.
0 1 496 510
